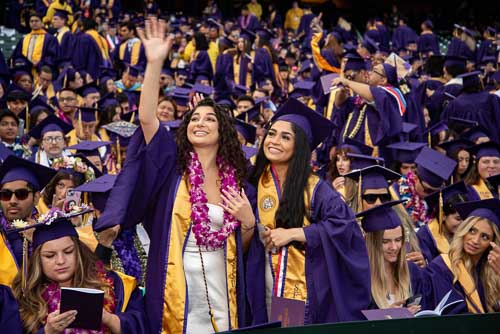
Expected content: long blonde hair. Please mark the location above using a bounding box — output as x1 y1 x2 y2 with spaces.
12 237 110 333
449 216 500 312
366 225 412 308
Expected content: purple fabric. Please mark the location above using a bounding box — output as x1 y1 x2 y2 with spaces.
33 220 78 249
416 225 440 263
417 33 441 55
252 48 276 87
0 285 23 332
392 25 418 51
72 32 110 81
2 167 41 190
10 33 59 72
276 114 312 146
189 50 213 82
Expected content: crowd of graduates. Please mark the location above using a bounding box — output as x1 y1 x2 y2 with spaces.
0 0 500 333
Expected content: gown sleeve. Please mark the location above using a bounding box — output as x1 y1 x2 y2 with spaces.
0 285 23 334
111 272 147 334
303 180 371 322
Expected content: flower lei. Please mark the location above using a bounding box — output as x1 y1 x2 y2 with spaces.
3 137 32 159
398 170 431 227
41 261 116 334
188 152 240 250
52 156 96 182
10 205 91 230
112 229 143 283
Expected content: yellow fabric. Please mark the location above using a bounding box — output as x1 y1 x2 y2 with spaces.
311 32 340 74
98 128 111 142
119 40 142 66
441 254 485 314
325 87 340 120
428 218 450 255
21 30 46 65
284 8 304 31
0 233 19 288
86 30 110 61
161 176 239 333
66 129 101 148
76 225 98 252
472 179 494 200
43 2 74 25
364 113 378 157
257 166 320 301
208 42 219 73
114 271 137 312
182 41 195 62
56 26 70 44
36 199 50 215
247 3 262 20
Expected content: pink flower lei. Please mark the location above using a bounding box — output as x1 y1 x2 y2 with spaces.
188 151 240 250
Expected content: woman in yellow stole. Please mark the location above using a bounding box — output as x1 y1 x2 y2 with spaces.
465 142 500 200
250 98 371 323
94 18 263 333
423 199 500 314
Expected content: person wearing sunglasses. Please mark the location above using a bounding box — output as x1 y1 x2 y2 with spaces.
392 147 458 228
0 155 56 287
357 200 423 314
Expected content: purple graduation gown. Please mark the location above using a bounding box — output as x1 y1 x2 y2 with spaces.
376 24 391 53
0 285 23 333
447 38 475 61
72 32 110 81
392 25 418 51
214 52 235 101
189 50 214 82
421 256 488 314
440 92 500 142
10 32 59 67
56 30 76 64
335 86 403 148
417 33 441 55
416 225 440 263
94 126 264 332
249 178 371 323
252 47 276 87
426 81 462 123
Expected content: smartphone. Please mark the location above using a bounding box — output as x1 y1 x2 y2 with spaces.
405 241 412 253
63 189 82 212
404 294 422 307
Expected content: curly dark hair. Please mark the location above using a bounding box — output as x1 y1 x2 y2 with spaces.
42 170 84 206
176 98 248 187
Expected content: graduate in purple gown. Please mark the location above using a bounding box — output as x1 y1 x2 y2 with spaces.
375 18 391 54
189 32 214 83
10 11 59 71
446 25 473 60
418 182 469 263
441 71 500 143
0 284 23 333
357 200 423 313
72 18 112 81
392 17 418 52
113 21 147 70
476 27 497 65
252 32 279 90
95 18 264 333
213 37 236 101
251 98 371 323
464 142 500 201
51 9 76 65
332 57 403 153
0 156 56 288
10 210 146 333
422 199 500 314
238 5 260 32
417 20 440 55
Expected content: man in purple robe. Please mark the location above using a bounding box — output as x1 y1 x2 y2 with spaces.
417 20 440 55
392 17 418 53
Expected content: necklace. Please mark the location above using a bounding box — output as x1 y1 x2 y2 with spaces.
188 152 240 250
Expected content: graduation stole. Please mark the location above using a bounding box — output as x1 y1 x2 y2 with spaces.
86 29 110 61
21 29 47 64
441 254 485 313
114 271 137 312
119 38 141 65
0 231 19 288
258 165 320 301
428 218 450 255
162 175 238 333
472 179 494 200
379 86 407 116
55 26 70 44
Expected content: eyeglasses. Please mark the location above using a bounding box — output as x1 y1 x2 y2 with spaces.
43 136 64 143
371 70 386 78
362 193 392 204
0 188 32 201
58 97 76 102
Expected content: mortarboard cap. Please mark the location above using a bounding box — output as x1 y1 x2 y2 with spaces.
424 120 448 136
271 98 335 150
242 145 258 160
232 84 250 98
289 80 315 98
346 153 385 170
423 19 434 29
386 141 426 164
457 71 481 90
28 114 73 140
68 141 111 158
234 119 256 144
320 73 339 95
424 181 468 213
448 117 478 133
341 137 374 156
102 121 138 147
438 138 473 157
469 141 500 160
344 53 367 71
356 200 406 232
0 156 57 191
415 147 457 188
29 97 56 115
461 125 490 143
236 103 261 123
74 107 99 123
443 55 466 70
6 83 30 101
161 119 182 133
345 165 401 192
298 59 313 74
401 122 417 136
126 64 142 77
455 199 500 230
240 28 256 42
361 37 379 54
74 174 117 212
75 82 100 97
53 8 70 20
192 83 214 97
382 63 398 86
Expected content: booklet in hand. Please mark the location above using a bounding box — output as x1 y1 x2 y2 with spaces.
270 296 305 327
362 307 414 320
415 290 463 317
60 287 104 330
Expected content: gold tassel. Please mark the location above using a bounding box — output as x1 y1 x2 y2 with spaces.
358 174 363 212
78 110 83 139
129 111 135 124
63 74 67 89
25 104 30 133
427 131 431 148
210 310 219 332
21 237 28 295
438 191 444 234
116 137 122 170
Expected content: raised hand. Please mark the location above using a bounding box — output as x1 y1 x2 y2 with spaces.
219 188 256 229
137 17 175 64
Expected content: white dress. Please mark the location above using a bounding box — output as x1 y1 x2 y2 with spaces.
183 203 230 334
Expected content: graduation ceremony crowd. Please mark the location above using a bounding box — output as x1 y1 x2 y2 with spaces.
1 0 500 333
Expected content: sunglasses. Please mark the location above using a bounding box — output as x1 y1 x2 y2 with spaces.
362 193 392 204
0 188 32 201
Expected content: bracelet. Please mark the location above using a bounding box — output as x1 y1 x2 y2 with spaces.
241 222 256 231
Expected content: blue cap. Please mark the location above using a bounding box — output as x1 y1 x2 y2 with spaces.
68 141 111 157
0 156 57 191
415 147 457 188
271 98 335 150
53 8 70 20
191 83 214 97
424 181 468 213
341 137 374 156
28 114 73 140
386 142 427 164
438 138 473 157
234 119 256 144
74 107 99 123
457 71 481 90
469 141 500 160
345 165 401 191
455 199 500 230
356 200 406 232
74 174 117 212
347 153 385 170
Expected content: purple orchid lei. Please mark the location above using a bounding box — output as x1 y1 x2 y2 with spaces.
188 151 240 250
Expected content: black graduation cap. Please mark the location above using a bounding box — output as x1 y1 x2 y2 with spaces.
424 181 468 214
75 82 100 97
